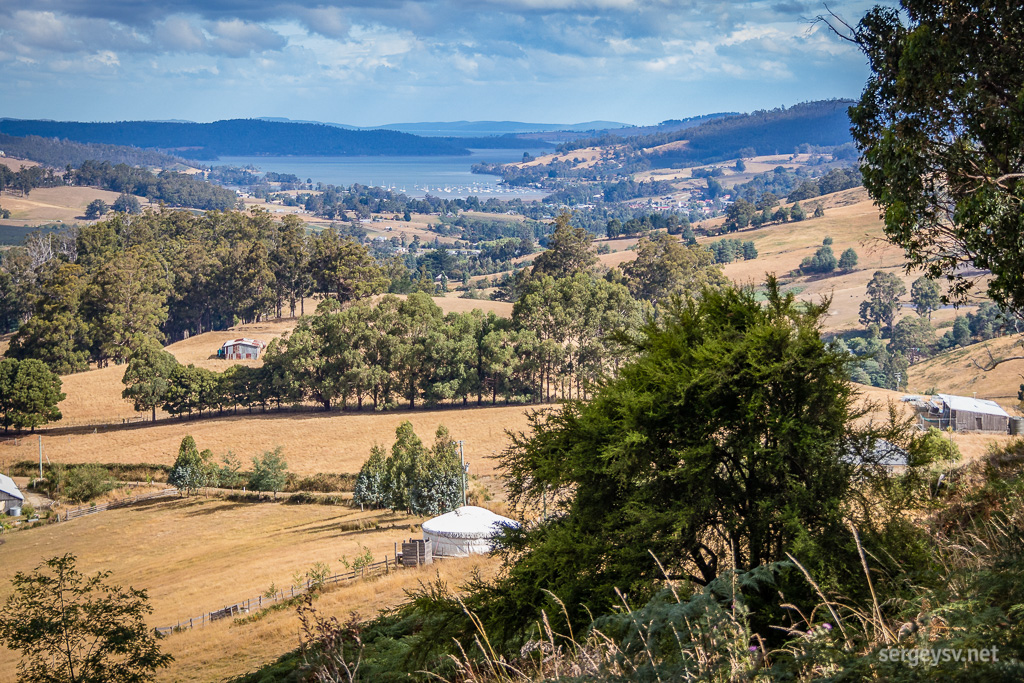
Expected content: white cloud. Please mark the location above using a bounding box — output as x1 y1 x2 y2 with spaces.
0 0 884 123
155 16 208 52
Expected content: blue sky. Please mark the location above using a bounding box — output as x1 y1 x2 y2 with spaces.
0 0 890 126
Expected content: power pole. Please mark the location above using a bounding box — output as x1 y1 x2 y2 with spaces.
458 440 467 507
38 435 43 480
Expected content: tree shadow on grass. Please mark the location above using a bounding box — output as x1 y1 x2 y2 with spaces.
178 499 252 517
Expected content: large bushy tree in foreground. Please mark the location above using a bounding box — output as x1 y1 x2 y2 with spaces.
848 1 1024 313
0 554 172 683
491 278 858 637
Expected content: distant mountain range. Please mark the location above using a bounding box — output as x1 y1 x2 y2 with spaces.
255 116 729 138
373 120 631 136
0 103 851 162
259 117 634 136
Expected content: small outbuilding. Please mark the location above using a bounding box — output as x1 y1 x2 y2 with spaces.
0 473 25 516
927 394 1011 433
421 506 518 557
218 338 266 361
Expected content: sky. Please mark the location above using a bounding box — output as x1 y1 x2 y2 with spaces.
0 0 892 127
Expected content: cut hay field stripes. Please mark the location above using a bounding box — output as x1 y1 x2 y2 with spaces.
62 489 179 521
153 558 394 637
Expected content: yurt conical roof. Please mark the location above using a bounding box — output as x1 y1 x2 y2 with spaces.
421 506 517 539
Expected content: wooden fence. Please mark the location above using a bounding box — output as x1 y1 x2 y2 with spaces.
153 558 394 637
62 488 179 521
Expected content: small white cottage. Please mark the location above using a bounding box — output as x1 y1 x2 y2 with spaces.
421 506 518 557
0 473 25 516
219 338 266 360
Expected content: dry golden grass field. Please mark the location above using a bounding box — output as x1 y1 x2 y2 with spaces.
0 186 127 227
238 194 457 244
907 334 1024 403
2 402 535 487
0 157 39 170
589 188 980 336
0 498 499 683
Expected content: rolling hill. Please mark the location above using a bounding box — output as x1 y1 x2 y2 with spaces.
0 119 473 160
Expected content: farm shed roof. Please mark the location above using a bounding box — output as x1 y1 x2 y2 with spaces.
843 439 909 468
421 506 517 540
937 394 1010 418
220 338 266 349
0 473 25 501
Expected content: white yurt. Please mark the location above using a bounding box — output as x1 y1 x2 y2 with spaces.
421 506 518 557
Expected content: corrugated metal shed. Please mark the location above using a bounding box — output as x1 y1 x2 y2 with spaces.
936 394 1010 433
937 394 1010 418
220 337 266 360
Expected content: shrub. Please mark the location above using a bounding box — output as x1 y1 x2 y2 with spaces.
63 465 112 503
800 244 837 274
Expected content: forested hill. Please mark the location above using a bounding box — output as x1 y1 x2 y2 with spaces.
0 133 188 169
558 100 855 164
676 99 855 161
0 119 473 160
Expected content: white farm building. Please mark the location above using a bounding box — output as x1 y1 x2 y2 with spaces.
421 506 518 557
0 473 25 516
219 338 266 360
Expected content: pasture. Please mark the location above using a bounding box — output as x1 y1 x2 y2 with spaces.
1 404 534 481
0 185 126 227
588 188 980 335
0 497 498 682
907 333 1024 404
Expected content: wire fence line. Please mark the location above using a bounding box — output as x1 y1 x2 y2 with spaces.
153 558 394 637
61 488 179 521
